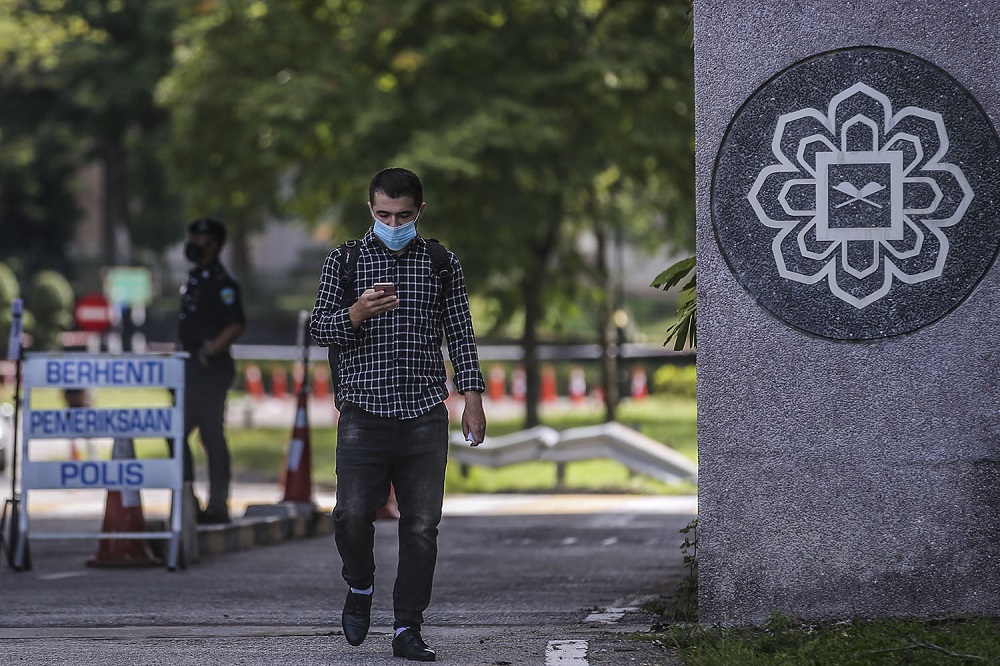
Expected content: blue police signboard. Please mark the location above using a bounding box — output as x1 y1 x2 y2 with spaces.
15 352 187 569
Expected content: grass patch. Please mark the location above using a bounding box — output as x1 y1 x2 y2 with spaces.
646 614 1000 665
5 386 695 494
212 395 697 494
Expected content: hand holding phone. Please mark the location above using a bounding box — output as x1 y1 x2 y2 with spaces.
373 282 396 296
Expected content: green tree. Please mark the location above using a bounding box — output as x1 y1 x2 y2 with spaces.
55 0 181 263
0 1 95 276
28 270 75 352
161 0 694 425
0 262 37 355
0 0 181 277
0 262 21 349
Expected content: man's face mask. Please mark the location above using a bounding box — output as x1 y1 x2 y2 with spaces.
373 216 419 251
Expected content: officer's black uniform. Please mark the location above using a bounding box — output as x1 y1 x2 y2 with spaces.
177 221 245 520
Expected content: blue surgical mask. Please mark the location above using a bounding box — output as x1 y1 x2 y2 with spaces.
373 216 418 251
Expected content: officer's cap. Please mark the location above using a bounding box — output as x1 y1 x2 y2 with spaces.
187 217 226 245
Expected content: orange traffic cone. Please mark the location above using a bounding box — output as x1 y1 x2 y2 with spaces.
568 366 587 403
541 364 558 403
87 438 160 568
245 364 265 400
511 366 527 402
631 366 649 400
487 364 506 401
293 363 306 395
272 366 289 400
280 390 314 505
312 364 331 399
378 486 400 521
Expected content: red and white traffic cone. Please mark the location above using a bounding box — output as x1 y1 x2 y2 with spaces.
568 367 587 403
312 364 331 399
245 364 265 400
280 390 314 505
292 363 306 395
87 438 160 568
487 364 506 401
272 366 289 400
630 366 649 400
541 364 558 403
511 366 527 402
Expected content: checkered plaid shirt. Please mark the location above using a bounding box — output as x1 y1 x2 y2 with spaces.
310 229 485 418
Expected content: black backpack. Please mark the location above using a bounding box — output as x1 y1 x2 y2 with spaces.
327 238 452 408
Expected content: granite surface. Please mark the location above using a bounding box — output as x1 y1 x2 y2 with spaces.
695 0 1000 626
712 47 1000 339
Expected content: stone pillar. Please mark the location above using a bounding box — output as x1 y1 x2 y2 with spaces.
695 0 1000 625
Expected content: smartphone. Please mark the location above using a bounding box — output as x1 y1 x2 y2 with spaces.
373 282 396 296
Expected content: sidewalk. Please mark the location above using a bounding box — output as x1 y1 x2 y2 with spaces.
10 478 697 568
6 393 694 568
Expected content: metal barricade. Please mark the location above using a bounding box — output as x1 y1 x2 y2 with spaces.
14 352 186 570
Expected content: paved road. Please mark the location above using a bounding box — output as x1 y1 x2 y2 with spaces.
0 494 694 665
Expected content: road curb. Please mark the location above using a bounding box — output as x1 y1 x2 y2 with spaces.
147 510 333 562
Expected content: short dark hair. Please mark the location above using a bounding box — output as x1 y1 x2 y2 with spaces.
186 216 226 247
369 167 423 206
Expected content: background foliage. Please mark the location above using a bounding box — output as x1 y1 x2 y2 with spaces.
1 0 695 424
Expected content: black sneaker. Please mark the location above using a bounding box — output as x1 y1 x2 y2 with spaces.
342 590 373 646
392 628 436 661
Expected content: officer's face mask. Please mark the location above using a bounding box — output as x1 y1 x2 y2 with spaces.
184 242 206 264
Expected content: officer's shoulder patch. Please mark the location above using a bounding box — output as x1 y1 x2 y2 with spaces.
220 287 236 305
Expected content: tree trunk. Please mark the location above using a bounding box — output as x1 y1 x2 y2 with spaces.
101 133 130 266
520 200 562 428
521 273 542 427
595 226 618 422
226 212 256 303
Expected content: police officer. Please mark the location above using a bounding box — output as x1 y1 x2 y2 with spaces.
177 217 246 524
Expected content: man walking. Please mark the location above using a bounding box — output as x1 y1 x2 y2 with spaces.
310 167 486 661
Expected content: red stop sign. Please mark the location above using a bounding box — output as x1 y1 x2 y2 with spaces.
74 293 112 333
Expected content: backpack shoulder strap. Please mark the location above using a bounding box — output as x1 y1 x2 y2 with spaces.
425 238 452 293
337 239 361 287
328 239 360 409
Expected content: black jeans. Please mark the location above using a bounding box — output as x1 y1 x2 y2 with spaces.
334 402 449 631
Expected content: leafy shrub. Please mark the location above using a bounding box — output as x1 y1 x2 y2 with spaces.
29 270 75 351
653 363 696 399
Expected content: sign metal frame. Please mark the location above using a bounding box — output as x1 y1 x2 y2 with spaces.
15 352 187 571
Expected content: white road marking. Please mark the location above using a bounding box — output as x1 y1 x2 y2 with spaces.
37 572 88 581
585 606 638 624
546 639 589 664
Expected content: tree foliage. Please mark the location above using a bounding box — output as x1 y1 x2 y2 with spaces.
0 0 95 274
0 0 181 274
162 0 694 424
651 255 696 351
1 1 694 424
28 270 75 351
